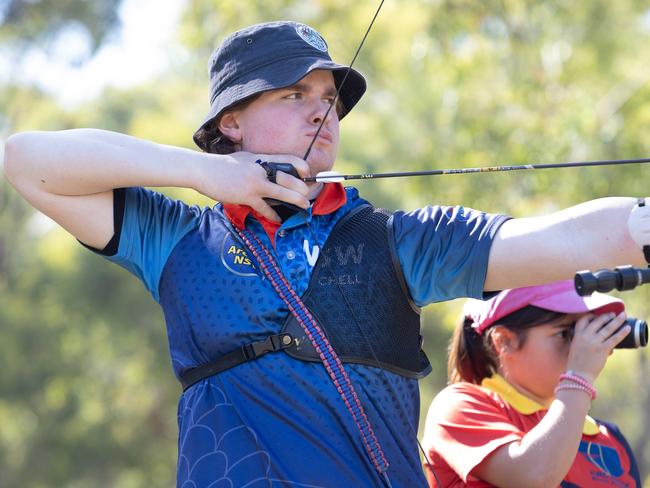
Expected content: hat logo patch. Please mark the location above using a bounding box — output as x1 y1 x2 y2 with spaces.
295 24 328 52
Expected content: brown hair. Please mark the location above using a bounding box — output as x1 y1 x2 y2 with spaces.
447 305 565 384
201 95 261 155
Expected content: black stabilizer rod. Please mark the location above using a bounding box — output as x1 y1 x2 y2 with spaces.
574 265 650 296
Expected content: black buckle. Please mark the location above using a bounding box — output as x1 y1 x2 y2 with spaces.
242 333 293 361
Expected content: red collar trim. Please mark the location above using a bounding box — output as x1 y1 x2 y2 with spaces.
223 183 347 244
312 182 347 216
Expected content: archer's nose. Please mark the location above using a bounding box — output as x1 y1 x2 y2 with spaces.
310 99 336 126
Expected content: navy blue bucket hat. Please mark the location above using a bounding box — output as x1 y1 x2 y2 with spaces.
193 21 367 152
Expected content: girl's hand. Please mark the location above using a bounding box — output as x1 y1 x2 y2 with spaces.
565 312 629 383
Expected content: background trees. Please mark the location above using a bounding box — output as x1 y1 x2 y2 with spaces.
2 0 650 485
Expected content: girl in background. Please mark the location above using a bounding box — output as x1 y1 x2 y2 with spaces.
422 280 641 487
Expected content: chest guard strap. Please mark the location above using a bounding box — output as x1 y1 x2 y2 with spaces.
179 333 294 391
282 204 432 379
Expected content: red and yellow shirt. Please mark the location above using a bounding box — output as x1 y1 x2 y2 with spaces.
422 374 640 487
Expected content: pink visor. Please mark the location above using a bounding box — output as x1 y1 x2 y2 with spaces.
464 280 625 335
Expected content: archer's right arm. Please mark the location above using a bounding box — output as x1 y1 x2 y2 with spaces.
3 129 309 248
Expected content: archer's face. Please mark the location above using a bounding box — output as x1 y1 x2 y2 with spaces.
231 69 340 177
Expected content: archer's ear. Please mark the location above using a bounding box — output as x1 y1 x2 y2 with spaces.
217 112 242 143
491 325 519 356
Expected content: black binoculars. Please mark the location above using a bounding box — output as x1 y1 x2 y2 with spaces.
616 317 648 349
574 265 649 348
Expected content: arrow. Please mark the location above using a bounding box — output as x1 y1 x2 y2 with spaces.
304 157 650 183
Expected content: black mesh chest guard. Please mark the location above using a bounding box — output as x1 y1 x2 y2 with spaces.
282 204 432 378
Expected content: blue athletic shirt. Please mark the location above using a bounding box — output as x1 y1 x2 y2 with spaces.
98 184 509 487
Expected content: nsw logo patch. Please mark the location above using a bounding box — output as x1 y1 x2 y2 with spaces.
295 24 328 52
221 233 258 277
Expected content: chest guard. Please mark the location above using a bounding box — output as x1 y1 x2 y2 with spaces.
282 204 432 379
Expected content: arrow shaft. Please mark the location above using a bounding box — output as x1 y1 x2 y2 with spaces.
304 158 650 182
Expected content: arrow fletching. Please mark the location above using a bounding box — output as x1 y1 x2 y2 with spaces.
310 171 346 183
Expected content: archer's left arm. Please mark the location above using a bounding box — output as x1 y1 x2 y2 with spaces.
484 197 646 291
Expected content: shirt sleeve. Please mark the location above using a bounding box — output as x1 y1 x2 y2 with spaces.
102 187 201 301
423 383 523 482
390 205 510 306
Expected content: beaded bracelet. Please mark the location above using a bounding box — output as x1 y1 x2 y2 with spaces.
554 382 596 400
562 370 592 384
556 371 597 400
560 371 595 391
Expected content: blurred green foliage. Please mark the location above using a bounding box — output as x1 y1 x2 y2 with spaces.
2 0 650 485
1 0 122 59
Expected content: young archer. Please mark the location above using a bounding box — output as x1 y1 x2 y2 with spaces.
5 20 650 487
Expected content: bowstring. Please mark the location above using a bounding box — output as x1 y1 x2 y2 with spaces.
301 1 443 484
302 0 385 162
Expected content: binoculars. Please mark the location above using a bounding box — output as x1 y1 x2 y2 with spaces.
574 265 648 348
615 317 648 349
